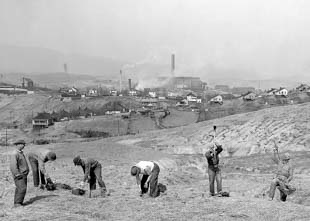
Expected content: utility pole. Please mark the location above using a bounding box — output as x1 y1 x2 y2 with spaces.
5 127 8 163
117 119 120 136
119 70 122 94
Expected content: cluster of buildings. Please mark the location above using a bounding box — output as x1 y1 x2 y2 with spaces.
0 78 35 95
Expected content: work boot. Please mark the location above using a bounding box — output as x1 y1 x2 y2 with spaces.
100 188 107 197
39 184 45 190
13 203 23 208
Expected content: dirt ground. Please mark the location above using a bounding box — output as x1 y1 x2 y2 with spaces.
1 101 310 220
1 139 310 220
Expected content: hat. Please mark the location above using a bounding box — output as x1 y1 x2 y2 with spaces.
14 139 26 145
283 153 290 160
73 156 81 165
130 166 139 176
47 152 57 161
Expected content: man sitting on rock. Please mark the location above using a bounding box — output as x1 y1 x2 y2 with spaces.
268 140 296 202
27 148 56 190
131 161 160 197
73 156 107 197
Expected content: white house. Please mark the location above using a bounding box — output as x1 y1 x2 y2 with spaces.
88 88 98 96
110 90 118 96
274 88 288 96
69 87 78 94
210 95 223 104
242 92 256 101
148 91 157 98
266 88 278 96
186 93 197 102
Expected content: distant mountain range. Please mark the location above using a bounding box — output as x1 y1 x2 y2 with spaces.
0 45 126 77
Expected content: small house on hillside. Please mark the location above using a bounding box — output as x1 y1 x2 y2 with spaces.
60 87 79 96
266 88 278 96
296 84 310 92
242 92 256 101
32 112 53 128
186 92 197 102
141 98 158 109
186 93 202 103
209 95 223 104
109 90 118 96
88 88 98 96
274 87 288 97
167 91 179 99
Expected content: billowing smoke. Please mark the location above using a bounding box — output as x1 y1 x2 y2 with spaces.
135 77 172 91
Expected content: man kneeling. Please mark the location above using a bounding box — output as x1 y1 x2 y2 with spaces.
131 161 160 197
268 140 296 201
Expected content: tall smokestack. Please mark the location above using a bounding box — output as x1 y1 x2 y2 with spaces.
64 63 68 73
128 78 132 91
119 70 122 93
171 54 175 76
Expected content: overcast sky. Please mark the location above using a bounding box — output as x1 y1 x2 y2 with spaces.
1 0 310 79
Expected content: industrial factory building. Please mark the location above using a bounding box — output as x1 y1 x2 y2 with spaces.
155 76 203 91
172 76 203 90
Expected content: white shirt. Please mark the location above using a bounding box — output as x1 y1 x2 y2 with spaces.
135 161 154 175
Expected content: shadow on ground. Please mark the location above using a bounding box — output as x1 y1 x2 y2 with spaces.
23 194 58 206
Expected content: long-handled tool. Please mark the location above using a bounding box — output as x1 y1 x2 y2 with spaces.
212 125 217 165
88 183 92 198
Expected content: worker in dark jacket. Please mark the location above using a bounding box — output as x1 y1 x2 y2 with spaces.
73 156 107 197
27 148 56 190
10 140 29 207
205 141 223 196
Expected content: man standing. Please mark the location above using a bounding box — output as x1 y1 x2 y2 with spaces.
130 161 160 197
205 140 223 196
268 140 296 201
73 156 107 197
27 148 56 190
10 140 29 207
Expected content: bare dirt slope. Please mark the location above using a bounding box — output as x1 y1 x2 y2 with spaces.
131 102 310 156
0 103 310 220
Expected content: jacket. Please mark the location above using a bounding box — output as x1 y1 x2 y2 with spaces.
10 150 29 178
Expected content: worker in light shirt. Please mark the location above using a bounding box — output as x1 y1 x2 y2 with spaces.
131 161 160 197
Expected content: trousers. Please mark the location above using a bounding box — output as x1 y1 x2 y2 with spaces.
28 156 46 187
88 164 106 191
14 175 27 205
140 163 160 197
269 178 296 201
208 167 222 195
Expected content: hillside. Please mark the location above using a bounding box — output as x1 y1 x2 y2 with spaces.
0 101 310 220
130 102 310 156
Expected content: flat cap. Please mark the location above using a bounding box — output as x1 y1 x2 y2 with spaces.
14 139 26 145
73 155 81 165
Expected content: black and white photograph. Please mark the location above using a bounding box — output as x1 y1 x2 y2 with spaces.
0 0 310 220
